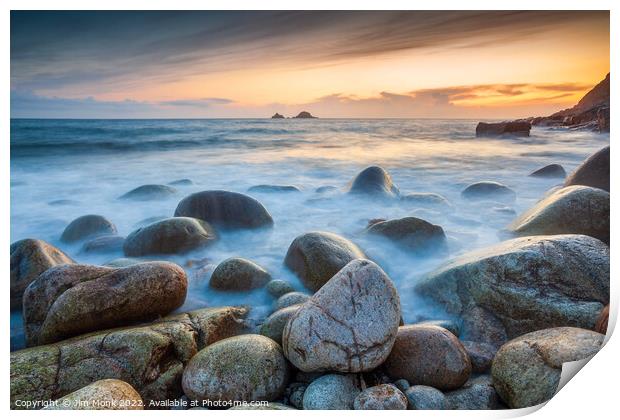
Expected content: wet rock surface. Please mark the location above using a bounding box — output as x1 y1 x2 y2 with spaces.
60 215 117 243
209 257 271 291
529 163 566 178
564 146 609 191
461 181 516 202
348 166 399 198
366 216 448 255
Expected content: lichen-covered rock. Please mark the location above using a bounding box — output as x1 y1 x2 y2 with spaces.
81 235 125 254
24 262 188 346
284 231 366 291
529 164 566 178
366 217 448 255
462 341 497 373
209 257 271 291
174 190 274 229
182 334 289 404
283 259 401 372
10 238 74 310
45 379 143 410
266 279 296 298
302 374 362 409
383 325 471 390
10 307 248 409
492 327 603 408
348 166 399 198
260 305 301 345
248 184 301 193
60 215 117 243
461 181 516 202
404 385 447 410
565 146 609 192
444 375 502 409
124 217 217 256
416 235 609 347
353 384 407 410
119 184 177 201
276 292 310 310
508 185 609 244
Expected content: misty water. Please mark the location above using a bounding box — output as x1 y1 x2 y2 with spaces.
10 118 610 350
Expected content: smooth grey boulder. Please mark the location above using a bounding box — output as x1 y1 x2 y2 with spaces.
492 327 603 408
182 334 289 404
265 279 296 298
45 379 143 410
283 259 401 372
23 262 187 346
61 215 117 243
276 292 310 310
248 184 301 193
353 384 407 410
564 146 609 192
81 235 125 254
444 375 502 409
209 257 271 291
284 231 366 292
10 238 74 310
461 181 516 202
507 185 609 244
366 217 448 255
120 184 177 201
529 164 566 178
404 385 447 410
416 235 609 347
260 305 301 345
302 374 362 409
174 190 273 229
124 217 217 256
348 166 399 198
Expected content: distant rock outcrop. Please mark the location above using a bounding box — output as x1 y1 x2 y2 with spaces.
271 113 285 119
475 121 531 137
294 111 317 119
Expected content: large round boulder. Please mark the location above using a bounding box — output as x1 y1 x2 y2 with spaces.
302 374 361 409
348 166 399 198
119 184 177 201
353 384 407 410
61 215 117 243
182 334 289 404
174 190 273 229
564 146 609 192
209 257 271 291
507 185 609 244
366 217 448 255
416 235 609 347
461 181 516 202
283 259 401 372
124 217 217 256
492 327 604 408
383 325 471 390
10 239 74 310
45 379 143 410
284 231 366 292
23 262 187 346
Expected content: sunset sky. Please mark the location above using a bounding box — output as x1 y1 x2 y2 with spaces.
10 11 609 119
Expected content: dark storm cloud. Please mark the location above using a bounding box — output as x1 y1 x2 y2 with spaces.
11 11 608 92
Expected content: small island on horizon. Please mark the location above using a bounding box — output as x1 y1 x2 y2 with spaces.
271 111 318 119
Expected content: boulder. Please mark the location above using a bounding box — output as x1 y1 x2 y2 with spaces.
492 327 604 408
271 113 285 119
508 185 609 244
10 307 248 409
302 374 361 409
404 385 447 410
81 235 125 253
60 215 117 243
383 325 471 390
416 235 609 347
461 181 516 202
169 178 193 186
260 305 301 345
124 217 217 256
475 121 531 137
564 146 610 192
392 379 410 393
284 231 366 292
276 292 310 310
413 319 460 337
595 305 609 334
462 341 497 373
10 238 74 310
366 217 448 255
174 190 274 229
45 379 143 410
209 257 271 291
265 279 296 298
401 193 452 209
444 375 502 409
248 184 301 193
354 384 407 410
182 334 289 404
119 184 177 201
348 166 399 198
529 164 566 178
23 262 188 346
283 259 401 372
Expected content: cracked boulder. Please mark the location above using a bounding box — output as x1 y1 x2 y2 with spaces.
182 334 290 405
45 379 143 410
492 327 604 408
10 307 248 409
383 325 471 390
416 235 609 347
507 185 609 244
284 231 366 292
24 262 188 346
124 217 217 256
10 238 74 311
282 259 401 372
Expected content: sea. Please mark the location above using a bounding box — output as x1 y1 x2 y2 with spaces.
9 118 610 350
